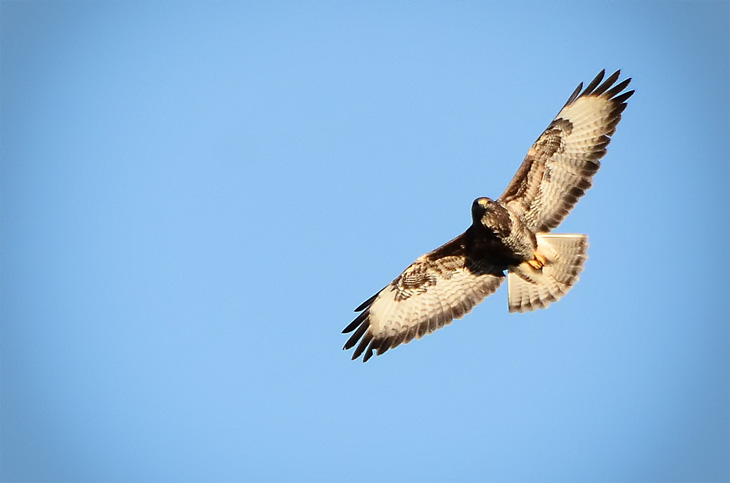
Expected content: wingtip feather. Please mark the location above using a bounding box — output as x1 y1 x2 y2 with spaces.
592 70 621 96
582 70 605 96
354 293 378 312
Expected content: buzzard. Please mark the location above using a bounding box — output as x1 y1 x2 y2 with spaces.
343 70 633 362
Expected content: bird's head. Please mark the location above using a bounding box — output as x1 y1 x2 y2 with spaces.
471 197 511 235
471 197 497 221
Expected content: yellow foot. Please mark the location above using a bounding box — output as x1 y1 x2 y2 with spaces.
527 253 547 270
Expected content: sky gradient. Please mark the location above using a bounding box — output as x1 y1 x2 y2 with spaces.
2 2 729 482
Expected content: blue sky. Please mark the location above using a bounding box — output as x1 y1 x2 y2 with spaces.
1 2 728 482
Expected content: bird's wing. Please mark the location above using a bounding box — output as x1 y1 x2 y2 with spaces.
498 70 634 232
343 233 505 362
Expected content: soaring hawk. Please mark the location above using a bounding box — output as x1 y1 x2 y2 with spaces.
343 70 633 362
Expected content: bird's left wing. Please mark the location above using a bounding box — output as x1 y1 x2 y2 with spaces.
343 233 505 362
499 70 634 232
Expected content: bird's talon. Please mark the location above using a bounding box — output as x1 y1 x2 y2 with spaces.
528 253 547 270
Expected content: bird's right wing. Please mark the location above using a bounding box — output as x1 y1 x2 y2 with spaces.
343 233 505 362
499 70 634 232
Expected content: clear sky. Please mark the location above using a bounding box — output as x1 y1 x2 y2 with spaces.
1 2 728 482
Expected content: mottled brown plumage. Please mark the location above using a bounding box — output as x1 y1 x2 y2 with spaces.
344 70 633 362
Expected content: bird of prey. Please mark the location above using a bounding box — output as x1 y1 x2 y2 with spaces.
343 70 633 362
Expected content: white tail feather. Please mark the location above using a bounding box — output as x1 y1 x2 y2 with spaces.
507 234 588 313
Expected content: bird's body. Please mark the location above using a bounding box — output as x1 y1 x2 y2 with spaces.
472 197 537 263
343 70 634 362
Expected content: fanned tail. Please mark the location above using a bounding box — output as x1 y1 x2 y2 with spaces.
507 234 588 313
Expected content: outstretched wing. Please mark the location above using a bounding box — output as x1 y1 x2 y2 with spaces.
342 233 505 362
499 70 634 232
